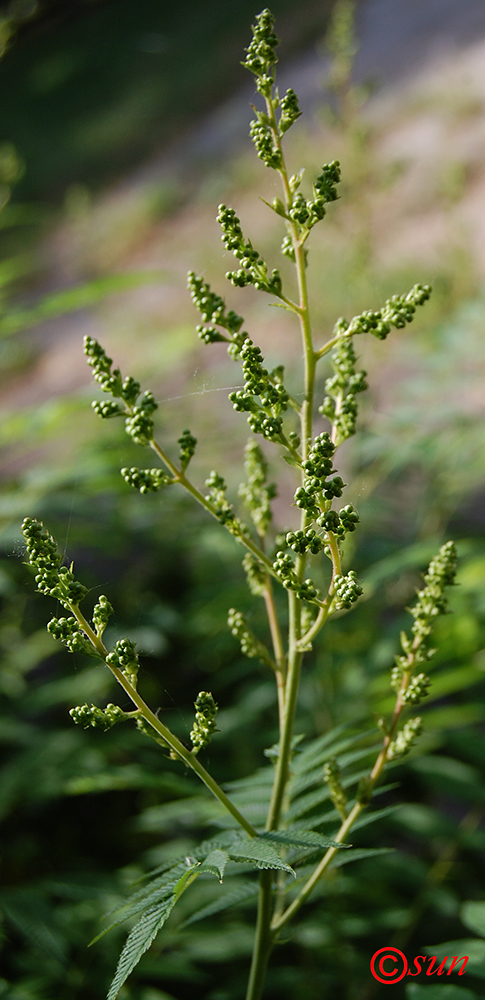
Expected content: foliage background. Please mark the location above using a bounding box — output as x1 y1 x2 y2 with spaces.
1 1 485 998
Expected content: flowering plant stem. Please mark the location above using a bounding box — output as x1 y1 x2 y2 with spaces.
21 9 457 1000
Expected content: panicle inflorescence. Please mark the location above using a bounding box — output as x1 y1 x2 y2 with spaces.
84 335 158 445
187 272 247 357
332 571 363 610
190 691 219 753
238 440 276 537
217 205 282 294
121 467 172 494
317 505 360 538
229 339 289 442
410 541 457 640
333 284 432 342
293 433 345 520
21 517 88 608
47 616 93 655
286 528 324 555
228 608 275 669
319 337 367 443
69 703 132 730
242 8 279 96
105 638 139 686
387 717 422 760
272 551 319 603
178 429 197 471
323 755 348 819
391 542 457 710
280 161 341 261
205 472 248 540
243 552 267 596
92 595 114 639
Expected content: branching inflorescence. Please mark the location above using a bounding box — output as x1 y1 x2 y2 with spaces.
21 10 455 1000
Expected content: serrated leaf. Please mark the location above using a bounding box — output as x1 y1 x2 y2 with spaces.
461 900 485 939
107 898 175 1000
287 768 370 821
260 829 348 852
198 850 229 882
292 726 374 776
329 847 394 869
228 837 295 875
350 805 401 832
181 881 259 927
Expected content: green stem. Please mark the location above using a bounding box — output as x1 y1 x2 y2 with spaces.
246 89 318 1000
70 605 257 839
148 437 276 579
245 871 274 1000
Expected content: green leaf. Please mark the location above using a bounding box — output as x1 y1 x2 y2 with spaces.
329 847 394 868
407 984 478 1000
350 805 401 832
461 900 485 939
228 837 295 875
106 898 176 1000
181 881 259 927
292 726 375 777
198 849 230 882
260 829 348 852
425 940 485 979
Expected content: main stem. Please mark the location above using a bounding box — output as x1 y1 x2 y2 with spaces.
245 92 317 1000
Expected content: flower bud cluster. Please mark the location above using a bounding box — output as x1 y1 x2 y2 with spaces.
323 755 348 819
84 336 159 445
238 440 276 537
401 672 431 706
288 161 341 238
229 340 289 442
47 616 92 655
205 471 245 538
105 638 139 686
121 467 172 493
292 434 345 519
21 518 87 608
227 608 274 669
333 284 432 342
242 7 279 96
249 113 282 170
286 528 324 555
124 391 158 446
69 702 128 730
387 717 422 760
217 205 282 294
410 541 457 641
190 691 219 753
317 505 360 538
390 546 456 705
319 337 367 442
178 429 197 471
279 88 301 133
187 272 247 357
272 551 319 602
243 552 267 596
92 595 114 638
332 571 363 610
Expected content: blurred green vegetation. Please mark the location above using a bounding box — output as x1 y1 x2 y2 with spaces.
1 2 485 999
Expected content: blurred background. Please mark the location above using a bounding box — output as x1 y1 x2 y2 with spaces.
1 1 485 998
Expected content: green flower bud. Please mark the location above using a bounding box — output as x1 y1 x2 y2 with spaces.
190 691 218 753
